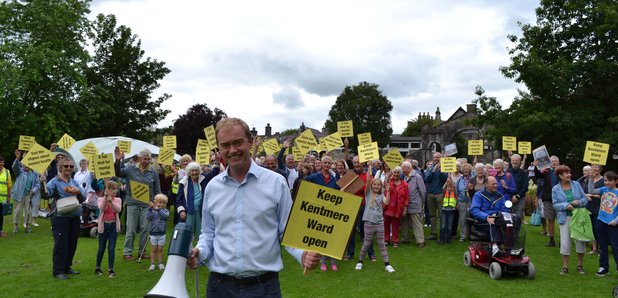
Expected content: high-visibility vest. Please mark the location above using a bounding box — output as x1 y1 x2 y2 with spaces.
0 169 10 203
443 191 456 208
171 181 179 195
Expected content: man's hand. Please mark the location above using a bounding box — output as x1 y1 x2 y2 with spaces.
487 216 495 225
187 248 200 269
180 211 187 221
301 251 321 270
114 146 123 161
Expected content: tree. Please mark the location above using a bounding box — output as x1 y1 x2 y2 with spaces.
84 14 171 138
172 104 227 156
401 115 439 136
475 0 618 170
0 0 91 157
324 82 393 150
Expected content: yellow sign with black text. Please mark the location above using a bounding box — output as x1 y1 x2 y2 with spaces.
468 140 484 156
282 181 362 259
21 143 54 174
382 148 404 170
93 153 115 179
337 121 354 138
130 180 151 203
518 142 532 155
19 135 36 151
357 132 372 145
441 157 457 173
57 134 76 150
502 136 517 151
204 125 218 149
583 141 609 166
357 142 379 163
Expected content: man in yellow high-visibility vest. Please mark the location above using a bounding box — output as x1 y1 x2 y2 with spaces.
0 155 14 238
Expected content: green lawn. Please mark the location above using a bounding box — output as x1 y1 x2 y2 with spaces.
1 216 617 298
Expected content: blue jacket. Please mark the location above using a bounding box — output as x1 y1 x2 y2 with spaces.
176 167 220 215
456 176 471 203
11 159 40 202
552 181 587 225
305 172 340 190
495 172 516 199
470 189 508 222
423 165 448 194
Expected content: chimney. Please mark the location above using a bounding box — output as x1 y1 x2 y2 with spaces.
265 123 272 137
435 107 441 122
467 103 477 114
300 122 306 132
250 126 258 137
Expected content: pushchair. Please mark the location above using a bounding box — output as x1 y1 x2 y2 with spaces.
80 191 99 238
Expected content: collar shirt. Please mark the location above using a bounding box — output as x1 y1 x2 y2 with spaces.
196 160 302 276
74 170 91 188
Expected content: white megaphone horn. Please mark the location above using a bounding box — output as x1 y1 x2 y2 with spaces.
145 222 193 298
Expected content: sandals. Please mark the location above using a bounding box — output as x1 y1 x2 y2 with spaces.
560 267 568 275
577 265 585 274
588 250 598 255
392 242 399 248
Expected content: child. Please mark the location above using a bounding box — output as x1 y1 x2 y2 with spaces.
588 171 618 276
147 194 170 271
95 181 122 277
356 169 395 273
440 179 457 244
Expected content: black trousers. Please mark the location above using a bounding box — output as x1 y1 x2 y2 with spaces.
207 272 281 298
51 216 80 275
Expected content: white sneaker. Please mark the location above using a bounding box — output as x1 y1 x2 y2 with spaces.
385 265 395 273
148 264 155 272
32 222 39 227
355 263 363 270
158 264 165 271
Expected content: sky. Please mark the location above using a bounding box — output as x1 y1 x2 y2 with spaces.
90 0 540 135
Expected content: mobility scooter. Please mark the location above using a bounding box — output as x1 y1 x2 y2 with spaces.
464 201 535 280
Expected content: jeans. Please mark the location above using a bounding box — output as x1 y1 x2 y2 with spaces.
97 222 118 269
52 215 80 275
440 209 455 243
596 219 618 270
207 272 281 298
124 205 149 256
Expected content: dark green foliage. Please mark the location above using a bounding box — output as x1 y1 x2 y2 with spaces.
324 82 393 150
172 103 227 156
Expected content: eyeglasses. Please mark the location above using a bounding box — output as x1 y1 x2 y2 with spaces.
63 165 75 169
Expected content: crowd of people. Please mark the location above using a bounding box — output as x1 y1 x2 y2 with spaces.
0 118 617 296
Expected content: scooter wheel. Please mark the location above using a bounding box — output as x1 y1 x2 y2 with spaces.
90 227 98 238
526 262 536 279
489 262 502 280
463 251 472 267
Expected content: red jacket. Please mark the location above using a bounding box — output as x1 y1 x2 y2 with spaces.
385 179 409 218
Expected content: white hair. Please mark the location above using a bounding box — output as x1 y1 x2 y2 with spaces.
185 162 202 174
138 149 152 158
493 159 504 167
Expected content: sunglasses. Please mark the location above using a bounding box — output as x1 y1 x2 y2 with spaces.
63 165 75 169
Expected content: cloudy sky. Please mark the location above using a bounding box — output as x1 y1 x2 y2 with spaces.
90 0 540 135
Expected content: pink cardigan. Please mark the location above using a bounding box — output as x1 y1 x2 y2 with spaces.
97 196 122 233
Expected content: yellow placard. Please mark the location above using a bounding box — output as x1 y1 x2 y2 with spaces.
382 148 404 170
197 139 209 148
93 153 115 179
292 146 304 163
163 135 177 149
468 140 484 156
204 125 218 149
57 133 76 150
118 140 132 153
19 135 36 151
502 136 517 151
158 147 175 166
295 129 318 155
357 132 372 145
250 136 262 155
21 143 54 174
440 157 457 173
337 121 354 138
129 180 151 203
357 142 379 163
323 132 344 152
262 138 280 156
79 141 99 157
583 141 610 166
195 145 211 165
281 181 362 259
518 141 532 155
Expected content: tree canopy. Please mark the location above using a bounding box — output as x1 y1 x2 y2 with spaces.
324 82 393 150
0 0 170 160
172 104 227 156
474 0 618 169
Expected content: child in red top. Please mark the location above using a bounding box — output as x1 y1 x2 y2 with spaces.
384 166 409 247
95 181 122 277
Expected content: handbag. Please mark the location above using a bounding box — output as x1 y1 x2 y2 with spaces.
2 203 13 216
56 196 80 215
529 208 541 226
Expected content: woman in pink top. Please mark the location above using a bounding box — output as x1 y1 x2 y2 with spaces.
95 181 122 278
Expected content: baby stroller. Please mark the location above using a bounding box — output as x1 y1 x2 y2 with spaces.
80 191 99 238
464 201 535 280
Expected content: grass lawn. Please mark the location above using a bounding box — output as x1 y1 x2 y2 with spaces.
1 215 617 298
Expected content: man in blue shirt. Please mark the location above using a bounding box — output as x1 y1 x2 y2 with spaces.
188 118 320 297
424 152 448 240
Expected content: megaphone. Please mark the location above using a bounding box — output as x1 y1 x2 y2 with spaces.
145 222 193 298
